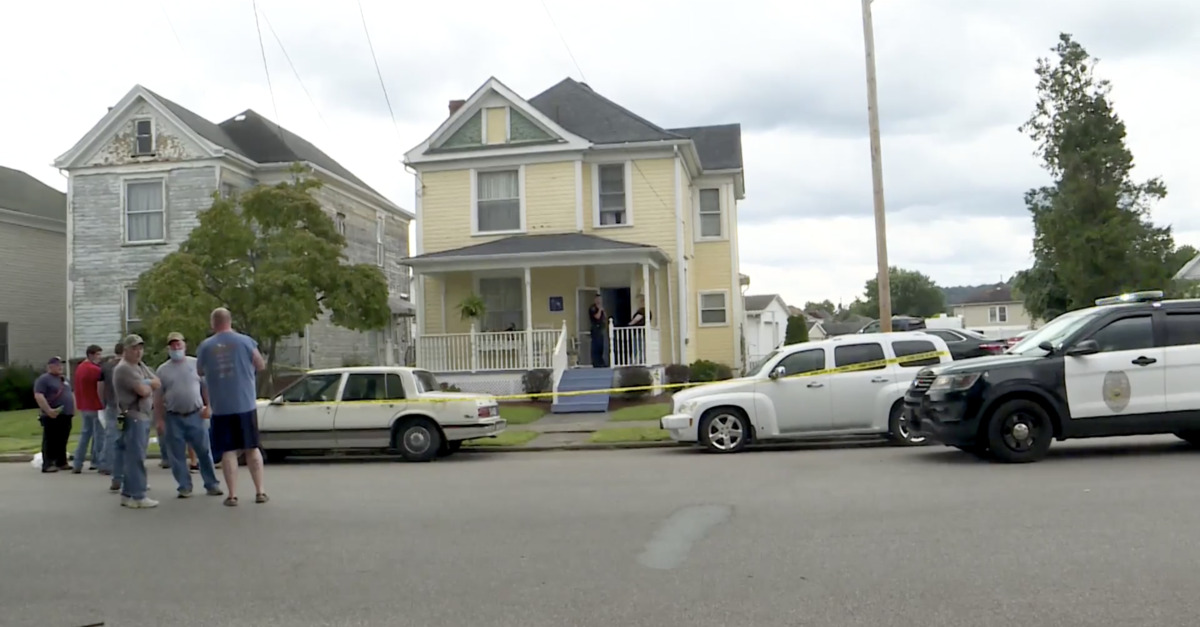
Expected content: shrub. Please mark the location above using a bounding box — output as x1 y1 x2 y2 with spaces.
521 368 553 400
785 315 809 345
664 363 690 386
616 366 654 399
439 382 463 392
341 354 371 367
0 364 41 411
688 359 733 383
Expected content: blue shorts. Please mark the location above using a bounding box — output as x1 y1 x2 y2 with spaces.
210 410 261 459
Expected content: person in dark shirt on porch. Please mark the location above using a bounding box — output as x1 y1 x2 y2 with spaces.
588 294 608 368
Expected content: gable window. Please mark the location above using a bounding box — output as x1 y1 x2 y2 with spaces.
133 119 154 156
376 214 386 267
476 169 521 233
124 288 141 332
335 212 346 236
699 188 722 238
125 179 165 243
699 291 729 326
596 163 629 226
989 305 1008 323
479 277 524 331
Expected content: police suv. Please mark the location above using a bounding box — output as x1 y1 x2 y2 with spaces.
905 291 1200 463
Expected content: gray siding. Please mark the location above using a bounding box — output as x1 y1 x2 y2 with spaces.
0 219 66 364
70 166 217 354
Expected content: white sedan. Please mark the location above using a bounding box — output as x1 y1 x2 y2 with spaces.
257 366 505 462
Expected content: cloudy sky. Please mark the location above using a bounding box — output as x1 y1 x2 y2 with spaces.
4 0 1197 308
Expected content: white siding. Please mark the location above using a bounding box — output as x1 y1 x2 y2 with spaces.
0 219 66 364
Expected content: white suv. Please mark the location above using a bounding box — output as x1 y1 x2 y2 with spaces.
660 332 952 453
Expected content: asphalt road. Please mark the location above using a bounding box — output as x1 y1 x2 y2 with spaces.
4 436 1200 627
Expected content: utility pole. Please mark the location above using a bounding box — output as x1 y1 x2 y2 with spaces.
861 0 892 332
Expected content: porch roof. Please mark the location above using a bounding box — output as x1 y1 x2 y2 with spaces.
406 233 670 271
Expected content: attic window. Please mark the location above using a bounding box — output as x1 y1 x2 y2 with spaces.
133 119 154 156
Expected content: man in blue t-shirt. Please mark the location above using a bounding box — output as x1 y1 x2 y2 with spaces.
196 307 268 507
33 356 75 472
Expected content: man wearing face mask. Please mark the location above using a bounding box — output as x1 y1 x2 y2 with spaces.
155 332 222 498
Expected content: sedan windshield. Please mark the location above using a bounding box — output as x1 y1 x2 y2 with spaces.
1008 307 1101 355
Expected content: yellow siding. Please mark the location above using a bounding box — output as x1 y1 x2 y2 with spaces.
583 158 677 252
485 107 507 144
420 169 472 253
525 162 576 233
529 267 577 331
442 273 475 333
421 277 444 334
690 239 735 366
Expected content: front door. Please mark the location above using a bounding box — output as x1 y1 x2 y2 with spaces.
759 347 832 433
1065 313 1166 418
263 372 344 449
828 342 892 430
577 288 599 366
334 372 407 448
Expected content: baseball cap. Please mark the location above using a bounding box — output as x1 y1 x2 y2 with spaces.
166 332 185 344
122 334 145 348
47 356 63 365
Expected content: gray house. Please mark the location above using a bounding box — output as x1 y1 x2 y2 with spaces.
0 166 67 365
53 85 414 368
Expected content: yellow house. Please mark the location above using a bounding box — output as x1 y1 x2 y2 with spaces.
403 77 746 393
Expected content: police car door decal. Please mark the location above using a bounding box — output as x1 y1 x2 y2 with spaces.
1063 315 1166 419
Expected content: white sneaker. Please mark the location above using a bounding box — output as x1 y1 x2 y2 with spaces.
128 497 159 509
120 496 132 507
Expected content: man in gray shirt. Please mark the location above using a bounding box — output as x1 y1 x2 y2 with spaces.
113 334 161 509
155 332 222 498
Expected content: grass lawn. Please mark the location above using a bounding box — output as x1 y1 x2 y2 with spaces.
589 426 672 444
0 408 160 456
608 402 671 423
463 430 541 447
499 403 547 425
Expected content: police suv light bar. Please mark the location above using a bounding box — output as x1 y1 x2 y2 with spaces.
1094 290 1165 306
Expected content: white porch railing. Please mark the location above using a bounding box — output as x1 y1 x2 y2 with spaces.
417 324 563 372
551 321 569 404
608 321 659 367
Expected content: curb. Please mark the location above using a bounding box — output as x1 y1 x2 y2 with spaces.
464 441 682 453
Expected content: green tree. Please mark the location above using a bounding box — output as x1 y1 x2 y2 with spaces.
1013 33 1187 321
136 173 391 388
854 267 946 319
803 300 836 315
785 315 809 345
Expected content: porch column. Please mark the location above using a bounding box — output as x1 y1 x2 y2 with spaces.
642 262 651 366
415 274 425 367
524 266 534 368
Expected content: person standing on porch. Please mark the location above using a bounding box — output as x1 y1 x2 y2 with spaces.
588 294 608 368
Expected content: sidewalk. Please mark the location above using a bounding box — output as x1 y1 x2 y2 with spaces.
509 412 667 449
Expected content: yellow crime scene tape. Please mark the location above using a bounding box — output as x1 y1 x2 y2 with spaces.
261 351 949 405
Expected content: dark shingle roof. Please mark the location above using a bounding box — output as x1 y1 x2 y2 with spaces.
528 78 684 144
0 166 66 221
412 233 655 260
745 294 782 312
143 89 382 198
668 124 743 170
961 285 1015 305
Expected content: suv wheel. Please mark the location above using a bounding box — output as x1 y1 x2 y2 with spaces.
887 402 926 446
698 409 750 454
985 399 1053 463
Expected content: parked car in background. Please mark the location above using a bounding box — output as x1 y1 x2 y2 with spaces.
256 366 505 462
922 328 1008 360
660 332 953 453
858 315 928 333
1004 329 1035 348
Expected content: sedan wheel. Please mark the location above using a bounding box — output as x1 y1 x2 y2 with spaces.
395 419 442 462
699 410 749 453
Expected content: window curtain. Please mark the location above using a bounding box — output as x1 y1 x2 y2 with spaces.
477 171 520 231
126 181 164 241
479 277 524 331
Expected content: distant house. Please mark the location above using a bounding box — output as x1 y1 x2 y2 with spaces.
951 285 1036 336
0 166 67 365
52 85 414 368
744 294 789 364
809 316 871 340
1173 254 1200 281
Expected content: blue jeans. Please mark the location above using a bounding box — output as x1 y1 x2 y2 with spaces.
72 410 104 471
102 405 122 476
118 418 150 500
164 411 220 493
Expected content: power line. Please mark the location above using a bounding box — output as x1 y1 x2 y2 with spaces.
258 8 332 134
356 0 402 143
538 0 587 83
250 0 283 136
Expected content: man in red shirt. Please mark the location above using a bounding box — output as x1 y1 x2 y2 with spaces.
71 345 106 474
